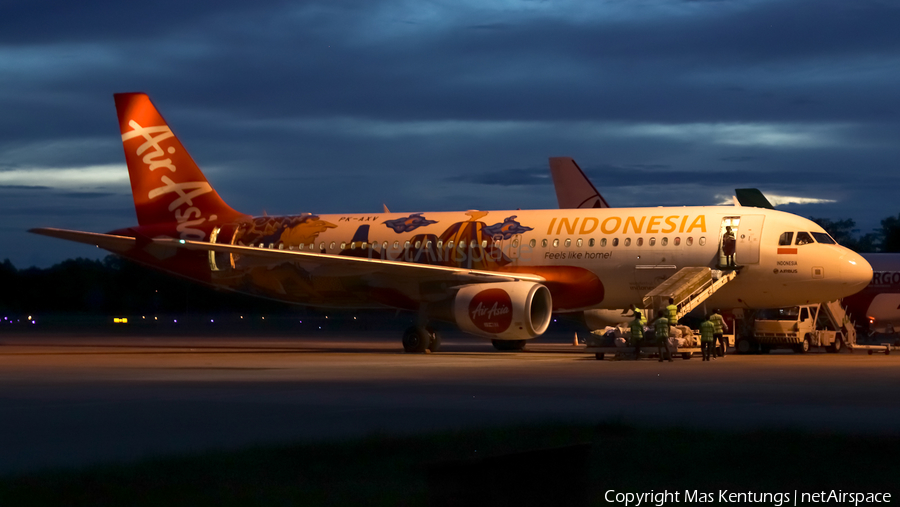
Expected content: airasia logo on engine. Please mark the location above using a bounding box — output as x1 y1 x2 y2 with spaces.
469 288 513 333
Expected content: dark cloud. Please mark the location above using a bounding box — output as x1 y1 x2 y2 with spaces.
0 185 50 190
57 192 117 199
1 0 899 266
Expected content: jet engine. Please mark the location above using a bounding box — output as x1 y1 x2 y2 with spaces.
446 282 553 340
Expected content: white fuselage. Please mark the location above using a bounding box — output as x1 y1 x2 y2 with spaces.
232 206 871 311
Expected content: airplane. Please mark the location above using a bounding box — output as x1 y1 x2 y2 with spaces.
29 94 874 353
549 157 899 337
725 188 900 337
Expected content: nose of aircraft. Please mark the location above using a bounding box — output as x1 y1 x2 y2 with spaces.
839 250 873 295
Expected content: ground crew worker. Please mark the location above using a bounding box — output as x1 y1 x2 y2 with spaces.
710 309 729 357
723 226 736 267
654 313 673 362
630 304 647 326
629 313 644 360
666 298 678 327
699 315 716 361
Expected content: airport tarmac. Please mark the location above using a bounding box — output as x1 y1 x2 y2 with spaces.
1 330 899 474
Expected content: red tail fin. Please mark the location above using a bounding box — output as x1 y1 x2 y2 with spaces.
114 93 245 237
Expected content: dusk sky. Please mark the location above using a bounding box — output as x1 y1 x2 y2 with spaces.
2 0 899 267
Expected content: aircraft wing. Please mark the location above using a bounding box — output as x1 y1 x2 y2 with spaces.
29 228 546 286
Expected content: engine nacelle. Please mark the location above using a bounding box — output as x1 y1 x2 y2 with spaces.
451 282 553 340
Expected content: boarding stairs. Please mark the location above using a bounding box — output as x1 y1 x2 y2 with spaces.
820 299 857 347
642 267 738 320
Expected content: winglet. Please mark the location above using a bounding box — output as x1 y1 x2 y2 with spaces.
734 188 775 209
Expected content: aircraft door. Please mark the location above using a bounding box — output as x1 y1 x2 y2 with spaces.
735 214 765 264
209 224 238 272
494 234 522 266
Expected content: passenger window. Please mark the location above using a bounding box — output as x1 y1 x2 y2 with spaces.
624 238 631 247
649 238 656 246
600 238 607 247
278 243 284 250
340 242 346 249
437 240 443 248
298 243 305 250
589 238 595 247
382 241 388 250
612 238 619 247
699 237 706 246
529 239 536 248
481 240 487 248
361 242 368 249
661 237 668 246
576 238 583 247
512 239 519 248
541 239 548 248
553 239 559 248
426 241 432 248
447 241 454 249
687 237 693 246
350 242 356 250
564 239 571 247
414 241 421 249
392 241 399 249
405 240 411 249
319 242 324 250
636 238 643 247
459 240 467 248
795 232 815 245
674 237 681 246
309 243 314 250
779 232 794 246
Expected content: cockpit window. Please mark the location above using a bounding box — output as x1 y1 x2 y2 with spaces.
795 232 815 245
811 232 836 245
778 232 794 246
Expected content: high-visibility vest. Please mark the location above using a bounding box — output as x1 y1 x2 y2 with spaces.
634 310 647 326
630 320 644 342
710 313 726 334
654 317 669 339
700 320 715 342
666 304 678 324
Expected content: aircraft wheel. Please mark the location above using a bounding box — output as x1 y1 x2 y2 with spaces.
427 327 442 353
492 339 526 351
681 352 691 360
735 337 756 355
826 334 843 353
402 326 430 353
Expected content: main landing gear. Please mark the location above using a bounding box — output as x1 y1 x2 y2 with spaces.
402 326 441 353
